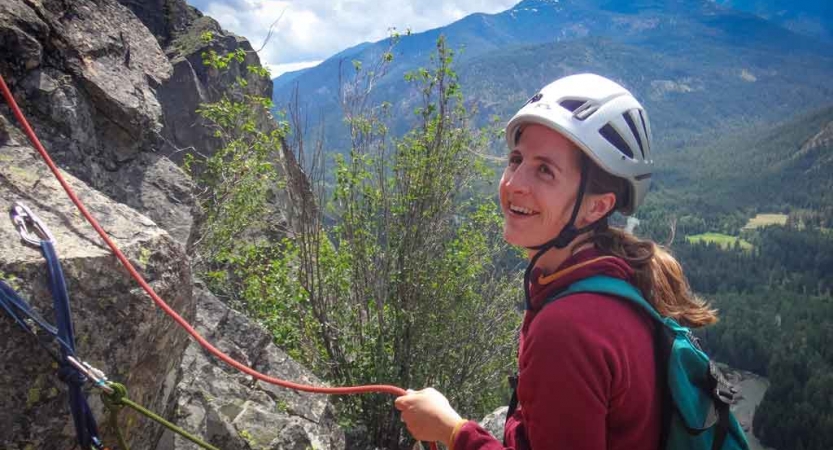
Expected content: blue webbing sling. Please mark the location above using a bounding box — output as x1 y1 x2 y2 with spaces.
1 202 104 450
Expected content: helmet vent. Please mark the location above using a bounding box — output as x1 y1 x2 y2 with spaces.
623 111 645 159
599 124 634 159
573 102 600 121
638 110 651 155
560 99 586 112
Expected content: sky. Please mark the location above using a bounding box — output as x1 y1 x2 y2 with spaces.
185 0 519 77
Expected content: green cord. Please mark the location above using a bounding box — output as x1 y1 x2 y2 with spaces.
101 382 220 450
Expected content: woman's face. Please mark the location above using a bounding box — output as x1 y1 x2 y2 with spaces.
499 124 584 249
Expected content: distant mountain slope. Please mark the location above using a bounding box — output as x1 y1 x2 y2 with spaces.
455 36 833 150
271 41 372 90
273 0 833 154
711 0 833 42
652 104 833 216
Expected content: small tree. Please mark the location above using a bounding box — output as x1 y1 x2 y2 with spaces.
192 35 521 449
269 36 520 447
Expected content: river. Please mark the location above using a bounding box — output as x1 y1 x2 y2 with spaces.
723 366 774 450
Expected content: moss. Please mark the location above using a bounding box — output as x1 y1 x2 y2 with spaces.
0 271 22 291
25 374 51 409
26 387 42 408
138 247 152 268
276 399 289 413
7 166 39 185
238 428 258 448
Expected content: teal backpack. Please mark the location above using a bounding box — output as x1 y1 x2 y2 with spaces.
548 275 751 450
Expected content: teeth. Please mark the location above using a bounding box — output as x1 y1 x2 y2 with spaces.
510 203 535 215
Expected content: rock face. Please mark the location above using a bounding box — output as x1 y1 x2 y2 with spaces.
158 283 344 450
117 0 313 236
0 140 193 450
0 0 194 246
478 406 508 442
1 0 340 449
118 0 272 165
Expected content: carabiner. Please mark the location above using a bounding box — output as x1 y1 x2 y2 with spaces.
66 355 114 394
9 202 55 246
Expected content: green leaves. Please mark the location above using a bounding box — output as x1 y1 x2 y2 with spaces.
191 35 520 448
297 35 519 441
201 47 246 71
191 83 288 276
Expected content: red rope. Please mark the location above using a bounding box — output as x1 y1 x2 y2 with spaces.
1 73 434 447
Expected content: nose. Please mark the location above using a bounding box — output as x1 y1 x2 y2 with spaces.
504 164 532 195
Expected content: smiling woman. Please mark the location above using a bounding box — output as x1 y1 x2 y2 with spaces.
395 74 740 450
501 126 587 252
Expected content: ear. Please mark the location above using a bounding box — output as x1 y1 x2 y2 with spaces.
579 192 617 227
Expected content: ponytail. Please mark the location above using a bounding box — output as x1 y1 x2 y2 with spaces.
588 228 718 328
582 156 718 328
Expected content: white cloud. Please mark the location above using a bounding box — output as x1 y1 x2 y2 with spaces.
186 0 519 68
266 60 324 77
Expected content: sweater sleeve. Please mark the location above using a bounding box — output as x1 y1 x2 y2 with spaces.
518 294 618 450
451 405 525 450
453 294 626 450
452 421 510 450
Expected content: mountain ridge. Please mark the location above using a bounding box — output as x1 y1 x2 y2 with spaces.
272 0 833 154
710 0 833 42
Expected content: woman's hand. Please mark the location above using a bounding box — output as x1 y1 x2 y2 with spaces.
395 388 466 446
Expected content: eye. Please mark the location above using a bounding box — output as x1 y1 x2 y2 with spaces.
508 153 522 168
538 164 554 179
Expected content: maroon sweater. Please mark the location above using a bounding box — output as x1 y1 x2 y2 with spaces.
453 249 661 450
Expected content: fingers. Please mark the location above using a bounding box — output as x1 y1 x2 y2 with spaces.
394 387 462 445
395 389 414 411
395 388 423 411
394 396 407 411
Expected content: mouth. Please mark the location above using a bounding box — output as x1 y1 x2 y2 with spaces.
507 202 539 217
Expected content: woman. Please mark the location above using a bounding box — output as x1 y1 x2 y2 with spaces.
394 73 718 450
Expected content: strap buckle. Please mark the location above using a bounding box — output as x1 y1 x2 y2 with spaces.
708 361 738 404
9 202 55 246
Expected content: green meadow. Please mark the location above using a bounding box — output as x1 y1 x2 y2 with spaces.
742 213 788 230
686 232 754 250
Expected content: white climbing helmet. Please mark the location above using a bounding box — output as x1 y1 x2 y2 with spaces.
505 73 653 215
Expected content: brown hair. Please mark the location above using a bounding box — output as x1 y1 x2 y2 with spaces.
580 158 718 328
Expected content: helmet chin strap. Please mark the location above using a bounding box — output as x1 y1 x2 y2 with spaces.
522 157 608 309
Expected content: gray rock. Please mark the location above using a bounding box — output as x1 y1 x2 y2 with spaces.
160 282 345 450
125 0 316 250
116 0 201 47
0 0 196 249
2 1 335 449
0 144 193 450
479 406 508 441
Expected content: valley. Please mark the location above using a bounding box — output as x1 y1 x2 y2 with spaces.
267 1 833 448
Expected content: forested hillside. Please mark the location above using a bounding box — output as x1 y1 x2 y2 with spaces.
618 105 833 449
456 40 833 150
711 0 833 42
645 106 833 229
664 226 833 450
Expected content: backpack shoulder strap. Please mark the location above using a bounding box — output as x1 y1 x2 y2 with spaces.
545 275 665 324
